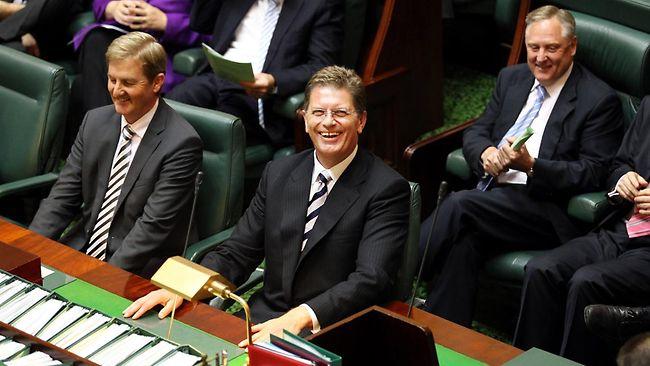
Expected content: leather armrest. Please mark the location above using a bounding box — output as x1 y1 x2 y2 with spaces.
567 191 611 224
446 148 472 181
173 48 205 77
0 173 59 199
273 93 305 120
184 226 235 262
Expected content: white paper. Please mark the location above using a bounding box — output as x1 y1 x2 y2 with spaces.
155 350 202 366
5 351 62 366
69 322 130 358
0 287 49 323
91 333 155 366
38 305 89 341
50 312 110 349
0 281 29 306
12 298 66 335
122 341 176 366
40 266 54 279
0 340 26 361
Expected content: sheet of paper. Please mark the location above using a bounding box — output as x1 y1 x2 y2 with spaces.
0 287 49 323
91 333 155 366
122 341 176 366
51 312 110 349
69 322 130 358
0 280 29 306
38 305 89 341
12 298 66 335
40 266 54 279
202 43 255 83
0 340 26 361
5 351 63 366
155 350 202 366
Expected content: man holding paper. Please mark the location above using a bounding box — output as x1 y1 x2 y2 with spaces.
418 5 624 326
513 96 650 365
167 0 344 147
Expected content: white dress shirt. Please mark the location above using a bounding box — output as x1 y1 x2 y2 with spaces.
111 99 158 167
498 63 574 184
299 145 359 333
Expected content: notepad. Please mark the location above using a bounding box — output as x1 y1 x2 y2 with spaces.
122 340 176 366
5 351 63 366
0 287 49 323
12 298 66 335
38 305 89 341
90 332 155 366
155 350 202 366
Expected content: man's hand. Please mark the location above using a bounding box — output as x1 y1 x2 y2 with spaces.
128 1 168 32
635 188 650 215
123 289 183 320
237 306 313 347
240 73 276 99
617 171 648 202
481 146 505 177
497 137 535 173
21 33 40 58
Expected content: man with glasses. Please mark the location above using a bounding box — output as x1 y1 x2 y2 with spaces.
124 66 410 346
418 5 623 328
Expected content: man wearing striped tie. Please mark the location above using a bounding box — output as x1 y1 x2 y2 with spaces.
124 66 410 347
513 95 650 365
418 5 624 328
30 32 202 278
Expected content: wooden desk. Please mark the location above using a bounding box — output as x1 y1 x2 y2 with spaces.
1 219 522 365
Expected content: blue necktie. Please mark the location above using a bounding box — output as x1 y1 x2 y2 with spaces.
255 0 281 129
477 84 547 191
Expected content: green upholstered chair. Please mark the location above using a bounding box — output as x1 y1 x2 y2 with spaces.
0 45 69 201
446 7 650 283
162 100 246 262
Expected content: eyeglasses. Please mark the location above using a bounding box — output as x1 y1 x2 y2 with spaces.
304 108 356 121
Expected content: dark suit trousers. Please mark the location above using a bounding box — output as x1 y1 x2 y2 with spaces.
421 186 573 326
167 72 271 146
513 220 650 366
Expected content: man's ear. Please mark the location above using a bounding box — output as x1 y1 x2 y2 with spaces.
357 111 367 134
300 110 309 133
153 73 165 94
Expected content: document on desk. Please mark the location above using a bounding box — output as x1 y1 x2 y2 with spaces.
0 287 49 323
91 333 155 366
0 280 29 305
122 340 177 366
69 322 130 358
51 312 110 349
5 351 63 366
156 350 202 366
12 297 66 335
0 339 26 361
202 43 255 83
38 305 89 341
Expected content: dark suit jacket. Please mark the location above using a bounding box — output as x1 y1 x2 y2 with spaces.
30 99 202 278
463 63 623 240
200 148 410 327
608 96 650 188
190 0 344 145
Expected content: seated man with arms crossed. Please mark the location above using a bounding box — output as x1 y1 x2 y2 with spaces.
30 32 202 279
418 5 624 326
514 95 650 366
124 66 410 346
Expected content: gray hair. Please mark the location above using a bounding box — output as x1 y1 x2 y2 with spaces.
526 5 576 39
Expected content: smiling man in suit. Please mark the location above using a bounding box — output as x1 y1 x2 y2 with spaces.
124 66 410 346
29 32 202 278
418 5 624 326
167 0 344 147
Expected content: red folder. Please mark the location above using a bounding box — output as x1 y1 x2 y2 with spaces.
248 344 315 366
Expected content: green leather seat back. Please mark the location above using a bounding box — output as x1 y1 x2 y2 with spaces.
547 0 650 34
165 99 246 239
395 182 421 300
0 45 68 183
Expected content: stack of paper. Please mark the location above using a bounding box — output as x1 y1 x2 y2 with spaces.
91 333 155 366
0 287 49 323
0 272 10 284
51 312 110 349
0 339 26 361
5 351 62 366
69 322 130 358
12 298 66 335
0 280 29 306
38 305 89 341
155 350 202 366
122 340 176 366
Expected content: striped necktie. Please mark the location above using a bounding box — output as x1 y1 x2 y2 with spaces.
302 172 332 251
86 125 135 260
255 0 281 129
477 84 547 191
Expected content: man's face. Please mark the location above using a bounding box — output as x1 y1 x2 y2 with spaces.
525 17 576 86
107 57 164 123
304 86 367 169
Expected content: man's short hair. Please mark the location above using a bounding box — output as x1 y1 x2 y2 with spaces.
617 332 650 366
525 5 576 39
105 32 167 82
303 66 366 113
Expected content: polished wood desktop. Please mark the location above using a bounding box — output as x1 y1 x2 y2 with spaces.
0 219 523 365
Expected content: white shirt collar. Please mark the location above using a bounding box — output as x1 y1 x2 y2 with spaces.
119 98 159 138
311 145 358 185
533 62 573 98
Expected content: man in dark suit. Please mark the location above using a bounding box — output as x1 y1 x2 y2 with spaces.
513 96 650 365
30 32 202 279
418 5 624 326
167 0 344 147
124 66 410 346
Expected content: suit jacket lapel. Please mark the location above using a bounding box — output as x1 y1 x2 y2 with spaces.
215 0 257 53
280 152 312 304
538 65 579 159
296 151 367 268
114 100 166 212
497 75 534 140
264 0 304 70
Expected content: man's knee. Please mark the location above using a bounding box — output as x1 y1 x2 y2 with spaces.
524 255 562 285
568 266 604 297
